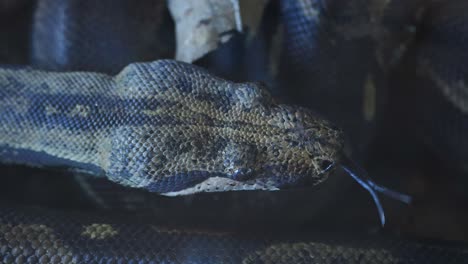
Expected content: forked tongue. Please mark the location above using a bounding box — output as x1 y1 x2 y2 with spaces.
340 156 412 227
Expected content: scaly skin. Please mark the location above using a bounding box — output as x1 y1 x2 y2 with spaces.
1 204 468 264
0 60 343 195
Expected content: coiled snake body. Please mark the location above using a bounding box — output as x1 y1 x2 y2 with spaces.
1 204 467 264
1 0 468 262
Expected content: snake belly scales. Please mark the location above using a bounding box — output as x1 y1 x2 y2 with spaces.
0 59 343 196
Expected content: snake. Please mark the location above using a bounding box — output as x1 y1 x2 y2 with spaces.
1 203 467 264
1 0 468 262
0 59 345 195
0 54 419 264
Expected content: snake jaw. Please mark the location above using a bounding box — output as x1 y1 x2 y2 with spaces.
162 176 280 196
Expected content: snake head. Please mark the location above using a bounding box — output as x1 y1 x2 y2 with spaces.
182 104 345 194
104 104 343 196
227 104 345 191
104 61 344 195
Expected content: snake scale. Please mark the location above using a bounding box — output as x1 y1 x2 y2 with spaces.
0 60 343 195
1 204 467 264
2 0 468 263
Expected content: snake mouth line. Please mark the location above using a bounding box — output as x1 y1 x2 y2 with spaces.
162 176 280 196
155 163 329 196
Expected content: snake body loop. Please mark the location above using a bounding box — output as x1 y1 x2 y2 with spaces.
1 0 468 262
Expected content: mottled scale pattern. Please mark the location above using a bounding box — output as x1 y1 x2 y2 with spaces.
1 204 467 264
0 60 343 195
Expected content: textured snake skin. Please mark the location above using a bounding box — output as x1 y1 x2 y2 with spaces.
0 60 343 195
1 204 467 264
1 0 468 262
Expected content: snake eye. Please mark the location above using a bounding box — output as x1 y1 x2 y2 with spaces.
231 168 254 181
222 142 258 179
